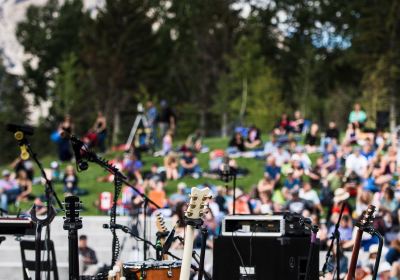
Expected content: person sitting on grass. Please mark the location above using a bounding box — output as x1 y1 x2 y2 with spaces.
184 129 204 153
228 132 246 153
63 165 80 195
264 156 281 183
244 126 262 149
163 152 179 180
143 163 166 190
281 168 301 200
168 182 188 210
0 169 19 211
304 123 320 153
290 110 304 134
15 170 33 207
299 181 323 215
179 149 201 179
147 182 167 212
122 152 143 183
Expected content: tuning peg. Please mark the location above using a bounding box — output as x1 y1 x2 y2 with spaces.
190 204 196 209
186 211 193 217
190 195 198 201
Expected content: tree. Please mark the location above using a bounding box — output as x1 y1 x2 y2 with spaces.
81 0 158 144
217 20 284 132
161 0 240 136
16 0 88 102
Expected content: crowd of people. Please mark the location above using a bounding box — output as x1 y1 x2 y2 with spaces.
1 102 400 279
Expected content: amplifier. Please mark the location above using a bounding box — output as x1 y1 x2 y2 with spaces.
213 235 319 280
221 215 285 237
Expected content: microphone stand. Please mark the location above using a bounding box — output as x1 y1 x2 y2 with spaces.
363 227 384 280
322 202 346 280
24 137 63 280
66 135 161 266
220 161 237 215
197 226 208 280
305 225 320 280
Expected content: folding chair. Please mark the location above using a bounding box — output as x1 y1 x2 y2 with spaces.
20 239 59 280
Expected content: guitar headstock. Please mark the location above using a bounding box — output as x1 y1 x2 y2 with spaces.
156 212 168 234
63 195 82 231
185 187 211 220
356 205 376 230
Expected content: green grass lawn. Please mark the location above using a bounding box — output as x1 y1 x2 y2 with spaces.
12 137 267 216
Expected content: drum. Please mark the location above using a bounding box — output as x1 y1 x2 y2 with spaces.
123 260 182 280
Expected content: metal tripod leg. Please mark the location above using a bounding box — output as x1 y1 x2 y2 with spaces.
125 115 144 150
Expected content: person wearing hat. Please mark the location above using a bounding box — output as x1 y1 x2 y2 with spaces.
228 187 251 215
329 188 353 226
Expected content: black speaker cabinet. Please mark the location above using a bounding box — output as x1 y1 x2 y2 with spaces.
213 235 318 280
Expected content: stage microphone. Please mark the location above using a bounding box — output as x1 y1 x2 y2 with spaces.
220 157 231 183
162 222 178 255
6 124 34 160
71 139 89 171
103 223 125 230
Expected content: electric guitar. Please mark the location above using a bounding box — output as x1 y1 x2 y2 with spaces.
63 195 83 280
346 205 376 280
155 211 169 260
179 187 211 280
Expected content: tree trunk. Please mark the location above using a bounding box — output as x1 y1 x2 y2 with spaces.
112 108 120 146
389 89 397 132
221 111 228 137
199 109 206 136
239 76 248 125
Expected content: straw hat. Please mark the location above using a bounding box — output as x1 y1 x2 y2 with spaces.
333 188 350 203
369 244 379 255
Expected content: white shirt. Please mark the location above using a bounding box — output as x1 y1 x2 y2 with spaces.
345 153 368 177
299 189 320 204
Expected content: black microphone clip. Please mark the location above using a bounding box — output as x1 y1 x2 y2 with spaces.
6 123 33 160
71 139 89 172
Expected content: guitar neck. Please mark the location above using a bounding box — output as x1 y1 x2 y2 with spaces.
346 229 363 280
179 225 196 280
69 229 80 280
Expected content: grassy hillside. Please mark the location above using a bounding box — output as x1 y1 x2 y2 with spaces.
11 137 266 215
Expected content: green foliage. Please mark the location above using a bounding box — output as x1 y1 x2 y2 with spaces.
11 0 400 151
16 0 88 101
245 67 284 130
217 22 284 131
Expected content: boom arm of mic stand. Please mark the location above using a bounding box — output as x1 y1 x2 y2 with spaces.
321 202 346 277
69 136 162 210
25 141 64 211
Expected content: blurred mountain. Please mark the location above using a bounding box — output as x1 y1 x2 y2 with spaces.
0 0 104 75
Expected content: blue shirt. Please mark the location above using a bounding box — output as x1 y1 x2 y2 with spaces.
264 165 281 180
284 178 300 189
